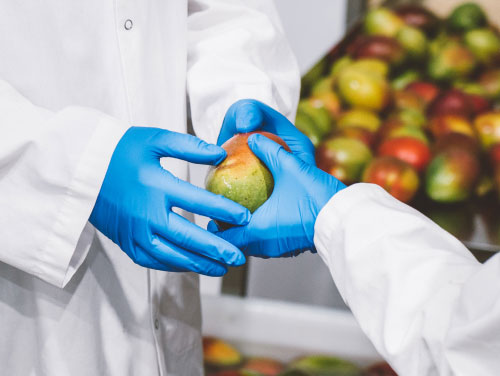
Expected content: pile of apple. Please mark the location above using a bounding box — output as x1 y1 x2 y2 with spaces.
203 336 397 375
297 2 500 204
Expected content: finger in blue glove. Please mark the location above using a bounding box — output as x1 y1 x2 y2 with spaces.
90 126 251 276
218 99 316 166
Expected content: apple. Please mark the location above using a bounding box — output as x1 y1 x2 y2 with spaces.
387 108 427 129
205 132 290 214
427 41 476 82
429 114 475 139
426 148 480 203
396 25 428 60
316 136 373 185
378 137 431 172
351 36 405 66
464 28 500 65
337 64 391 111
427 89 473 118
362 156 420 203
406 81 440 106
364 7 404 37
473 112 500 150
337 108 382 132
203 337 242 369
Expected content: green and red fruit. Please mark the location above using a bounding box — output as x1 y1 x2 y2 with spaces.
362 156 420 203
337 64 391 111
406 81 440 106
334 126 376 148
396 25 428 60
378 136 432 172
427 41 476 82
364 7 404 37
426 148 480 203
205 132 290 214
316 136 373 185
464 28 500 65
351 36 406 66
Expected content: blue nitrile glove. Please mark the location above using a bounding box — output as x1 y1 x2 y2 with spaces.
218 99 316 165
208 134 345 258
90 127 250 276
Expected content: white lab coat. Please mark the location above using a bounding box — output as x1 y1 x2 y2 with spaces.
315 183 500 376
0 1 299 375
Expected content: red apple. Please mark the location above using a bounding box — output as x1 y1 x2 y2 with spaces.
362 156 420 203
350 35 406 66
378 137 431 172
428 89 473 118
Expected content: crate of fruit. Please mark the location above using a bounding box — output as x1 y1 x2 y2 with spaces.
202 295 397 375
297 2 500 252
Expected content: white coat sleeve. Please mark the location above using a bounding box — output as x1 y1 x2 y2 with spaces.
0 79 126 288
187 0 300 144
314 183 500 376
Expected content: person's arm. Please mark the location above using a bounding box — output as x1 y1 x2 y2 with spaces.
187 0 300 144
0 78 126 287
315 183 499 375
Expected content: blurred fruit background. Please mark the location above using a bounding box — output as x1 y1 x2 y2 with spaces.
299 2 500 207
203 336 396 376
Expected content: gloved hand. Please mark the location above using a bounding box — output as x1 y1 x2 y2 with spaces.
217 99 316 165
90 126 250 276
208 134 346 258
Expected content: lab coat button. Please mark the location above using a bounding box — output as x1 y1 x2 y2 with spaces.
124 19 133 30
154 319 159 330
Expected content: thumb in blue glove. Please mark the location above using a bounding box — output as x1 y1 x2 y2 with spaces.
90 126 251 276
218 99 316 166
208 134 346 258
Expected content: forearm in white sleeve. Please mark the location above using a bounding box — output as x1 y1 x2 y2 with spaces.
0 79 126 288
314 183 500 375
187 0 300 143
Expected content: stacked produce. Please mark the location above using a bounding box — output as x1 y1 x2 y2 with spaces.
203 336 397 376
298 2 500 204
